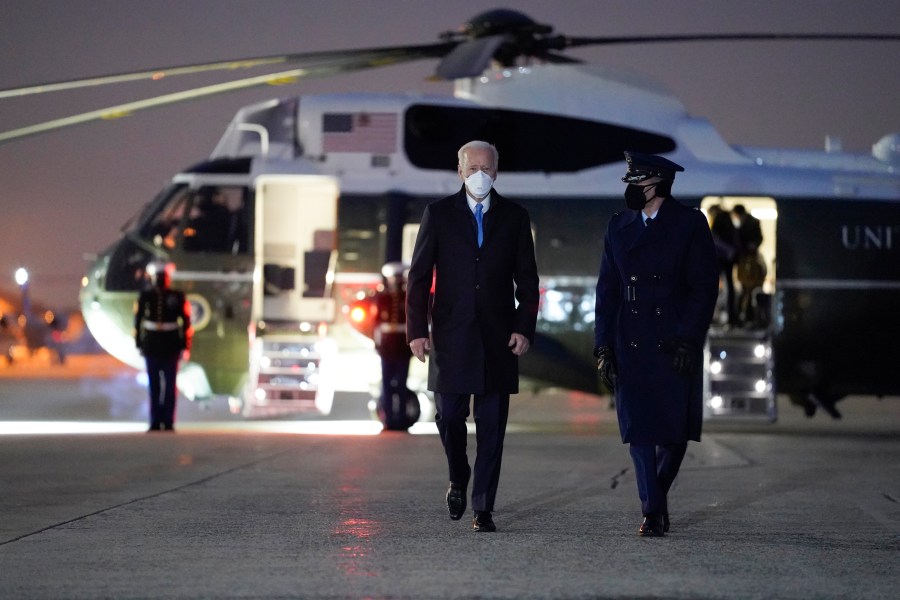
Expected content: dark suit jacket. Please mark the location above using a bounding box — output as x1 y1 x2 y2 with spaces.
407 187 539 394
594 197 718 444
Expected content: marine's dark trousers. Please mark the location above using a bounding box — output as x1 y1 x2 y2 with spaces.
145 355 178 429
379 355 411 426
435 392 509 513
629 442 688 517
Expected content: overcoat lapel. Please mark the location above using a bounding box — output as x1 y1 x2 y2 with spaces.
628 198 675 251
451 191 478 247
450 187 506 249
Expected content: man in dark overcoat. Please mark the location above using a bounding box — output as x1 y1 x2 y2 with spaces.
594 151 718 537
407 140 539 533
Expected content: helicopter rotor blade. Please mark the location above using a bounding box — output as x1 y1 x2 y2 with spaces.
559 32 900 50
434 35 510 79
0 43 454 100
0 49 450 144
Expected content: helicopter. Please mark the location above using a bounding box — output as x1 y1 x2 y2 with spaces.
2 8 898 421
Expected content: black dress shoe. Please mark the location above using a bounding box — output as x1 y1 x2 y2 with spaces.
639 515 665 537
446 485 466 521
472 511 496 533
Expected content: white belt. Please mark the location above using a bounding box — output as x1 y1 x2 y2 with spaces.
142 321 179 331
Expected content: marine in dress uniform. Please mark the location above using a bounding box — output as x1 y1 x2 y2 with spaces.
134 263 192 432
407 141 540 532
594 152 719 536
373 262 418 431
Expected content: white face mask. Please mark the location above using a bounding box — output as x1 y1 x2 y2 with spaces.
464 170 493 198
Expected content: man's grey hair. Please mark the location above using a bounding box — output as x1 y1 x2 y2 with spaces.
458 140 499 168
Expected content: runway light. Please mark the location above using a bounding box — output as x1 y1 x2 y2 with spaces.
755 379 767 393
754 344 767 358
15 268 28 286
710 395 724 409
710 361 722 375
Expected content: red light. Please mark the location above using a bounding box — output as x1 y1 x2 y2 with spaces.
350 305 368 323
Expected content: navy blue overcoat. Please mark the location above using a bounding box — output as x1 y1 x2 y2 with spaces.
594 197 719 444
406 187 540 394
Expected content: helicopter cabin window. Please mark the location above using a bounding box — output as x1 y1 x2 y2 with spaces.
403 105 676 172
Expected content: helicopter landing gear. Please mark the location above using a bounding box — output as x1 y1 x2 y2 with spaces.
377 387 421 431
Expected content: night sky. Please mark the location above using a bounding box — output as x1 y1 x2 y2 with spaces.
1 0 898 308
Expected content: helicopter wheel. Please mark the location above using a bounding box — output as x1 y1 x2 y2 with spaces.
375 388 421 431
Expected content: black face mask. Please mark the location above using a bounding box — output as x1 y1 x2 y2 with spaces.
624 184 652 210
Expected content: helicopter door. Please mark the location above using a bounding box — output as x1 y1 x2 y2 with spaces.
701 196 777 422
253 175 338 323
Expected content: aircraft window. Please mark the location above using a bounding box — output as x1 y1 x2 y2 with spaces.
304 230 335 298
140 186 191 250
337 196 382 273
182 186 251 255
404 105 676 172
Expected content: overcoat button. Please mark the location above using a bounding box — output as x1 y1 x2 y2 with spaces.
655 307 662 315
630 275 637 282
631 308 638 315
629 341 638 348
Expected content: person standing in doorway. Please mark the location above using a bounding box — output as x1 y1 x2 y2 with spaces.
707 204 739 327
407 140 540 533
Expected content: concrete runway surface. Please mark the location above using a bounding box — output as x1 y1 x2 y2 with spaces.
0 355 898 599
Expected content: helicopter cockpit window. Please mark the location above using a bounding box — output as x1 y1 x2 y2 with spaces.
181 186 250 255
136 185 250 254
139 185 190 250
404 105 676 172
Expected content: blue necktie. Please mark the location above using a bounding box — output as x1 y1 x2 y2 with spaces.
475 203 484 247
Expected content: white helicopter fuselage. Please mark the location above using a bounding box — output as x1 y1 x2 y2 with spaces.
81 63 900 419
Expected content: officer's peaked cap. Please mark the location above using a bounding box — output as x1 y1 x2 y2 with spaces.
622 151 684 183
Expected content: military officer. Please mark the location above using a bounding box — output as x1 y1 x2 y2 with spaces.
134 262 192 432
373 261 418 431
594 152 719 536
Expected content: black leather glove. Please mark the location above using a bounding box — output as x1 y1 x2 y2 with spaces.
672 340 701 375
594 346 617 391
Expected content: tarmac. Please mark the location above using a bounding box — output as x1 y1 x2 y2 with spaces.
1 355 899 599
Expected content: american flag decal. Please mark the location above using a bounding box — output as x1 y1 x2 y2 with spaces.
322 112 398 154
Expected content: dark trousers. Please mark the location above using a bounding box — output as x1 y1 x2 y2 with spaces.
380 355 411 425
145 355 178 429
629 442 688 517
435 392 509 513
721 259 737 326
